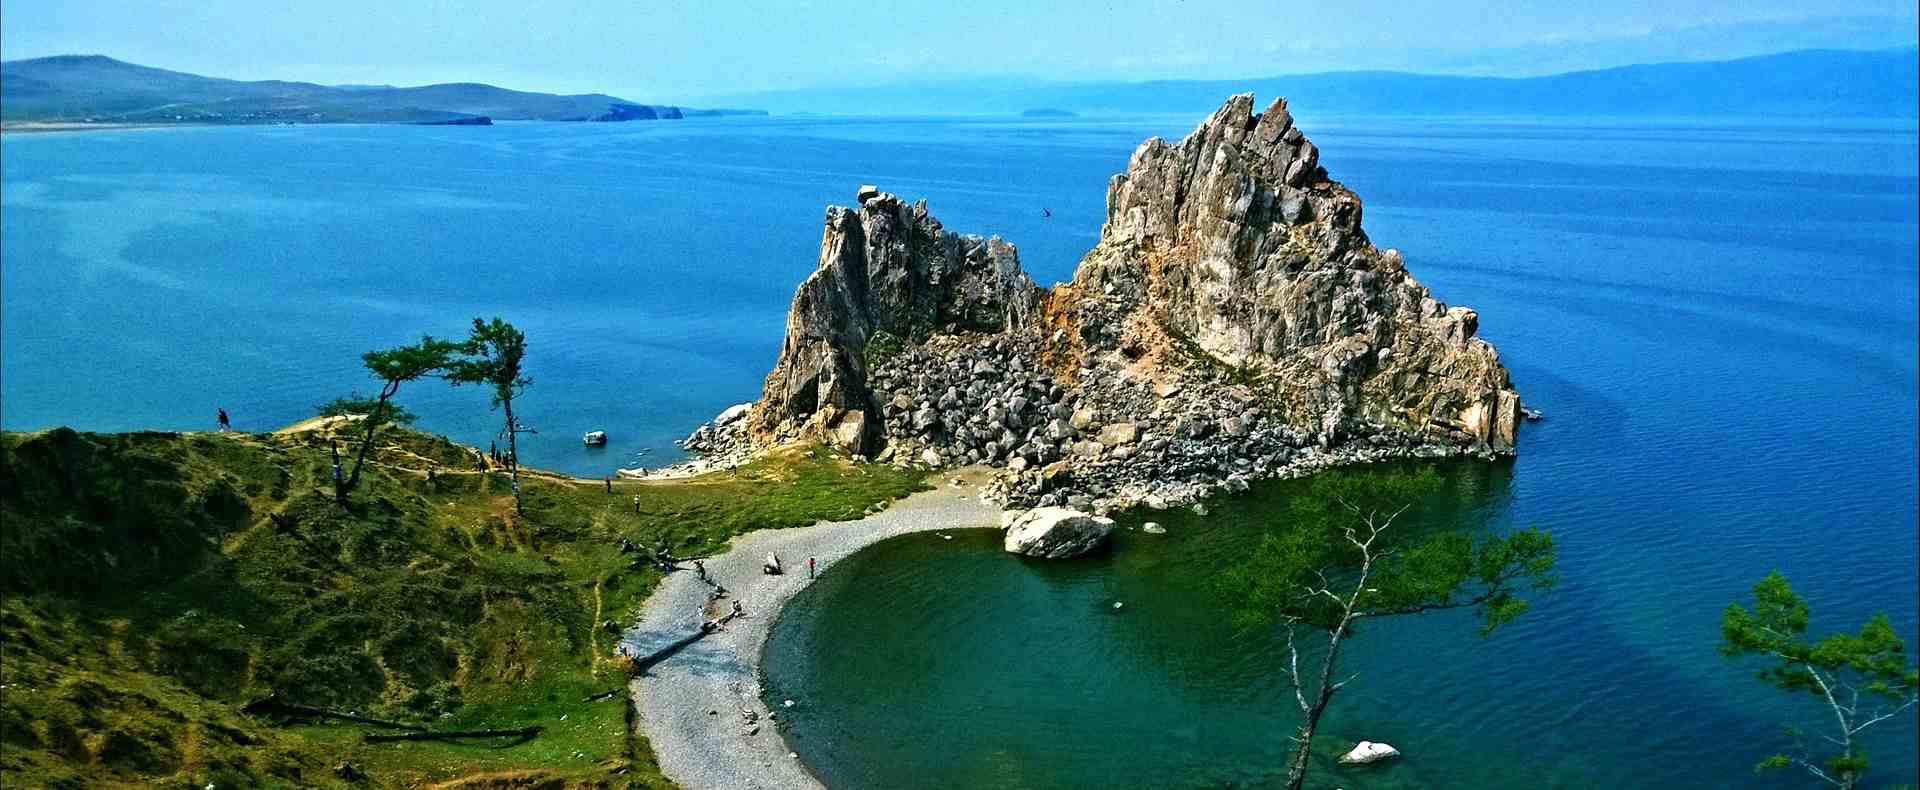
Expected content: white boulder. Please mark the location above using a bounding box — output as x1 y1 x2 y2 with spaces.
1338 741 1400 765
713 403 754 427
1002 507 1115 559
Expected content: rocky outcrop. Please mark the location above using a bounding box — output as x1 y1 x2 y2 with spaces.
1061 94 1518 450
740 190 1041 456
1002 507 1115 558
695 94 1525 510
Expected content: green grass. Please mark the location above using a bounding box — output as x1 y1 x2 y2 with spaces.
0 425 928 788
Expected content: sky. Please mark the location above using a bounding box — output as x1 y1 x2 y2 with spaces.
2 0 1915 104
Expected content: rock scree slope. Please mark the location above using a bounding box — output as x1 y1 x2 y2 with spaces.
687 94 1523 510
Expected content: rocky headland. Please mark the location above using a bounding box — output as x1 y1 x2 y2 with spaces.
684 94 1524 513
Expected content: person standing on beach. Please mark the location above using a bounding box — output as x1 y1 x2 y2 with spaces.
216 408 230 432
808 557 816 578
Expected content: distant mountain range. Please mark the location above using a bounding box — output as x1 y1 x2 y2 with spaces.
700 48 1919 118
0 55 765 126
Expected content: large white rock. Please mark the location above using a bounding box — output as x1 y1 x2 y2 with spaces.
1338 741 1400 765
713 403 754 427
1002 507 1115 559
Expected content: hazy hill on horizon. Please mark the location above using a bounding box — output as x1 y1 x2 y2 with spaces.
703 48 1920 118
0 54 763 125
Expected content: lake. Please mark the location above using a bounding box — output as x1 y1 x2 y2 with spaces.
4 112 1916 787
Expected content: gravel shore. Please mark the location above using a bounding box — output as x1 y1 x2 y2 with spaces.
623 466 1000 790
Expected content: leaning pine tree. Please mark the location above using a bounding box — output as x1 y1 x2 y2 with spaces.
1216 468 1557 790
1721 572 1918 790
334 336 458 505
446 317 533 514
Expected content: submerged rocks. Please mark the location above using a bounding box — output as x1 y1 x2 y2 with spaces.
1339 741 1400 765
1002 507 1115 558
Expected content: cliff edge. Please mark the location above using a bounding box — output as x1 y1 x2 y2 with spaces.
690 95 1523 509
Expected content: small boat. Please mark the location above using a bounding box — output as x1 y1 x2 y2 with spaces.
583 430 608 446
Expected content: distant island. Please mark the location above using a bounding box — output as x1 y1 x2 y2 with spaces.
1021 108 1077 118
0 55 767 128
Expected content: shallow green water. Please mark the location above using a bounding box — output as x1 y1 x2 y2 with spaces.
764 464 1547 789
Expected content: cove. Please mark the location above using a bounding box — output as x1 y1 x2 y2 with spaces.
763 462 1517 789
763 456 1915 789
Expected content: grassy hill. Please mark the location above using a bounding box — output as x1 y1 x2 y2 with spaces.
0 423 926 788
0 55 763 125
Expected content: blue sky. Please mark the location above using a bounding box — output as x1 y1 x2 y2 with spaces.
2 0 1915 103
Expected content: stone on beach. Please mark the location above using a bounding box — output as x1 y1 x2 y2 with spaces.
1002 506 1115 558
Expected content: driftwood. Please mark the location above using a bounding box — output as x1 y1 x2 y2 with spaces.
243 695 424 731
362 726 542 743
582 688 625 703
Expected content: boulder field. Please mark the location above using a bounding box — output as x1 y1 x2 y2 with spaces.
683 94 1525 512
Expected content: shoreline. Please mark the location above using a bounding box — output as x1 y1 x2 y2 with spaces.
623 466 1000 790
0 121 222 135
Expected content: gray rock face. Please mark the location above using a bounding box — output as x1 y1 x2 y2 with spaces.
1002 507 1115 558
1064 93 1519 450
743 189 1043 452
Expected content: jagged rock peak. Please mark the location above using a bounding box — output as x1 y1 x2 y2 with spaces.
743 188 1043 454
1101 93 1358 250
1064 93 1520 449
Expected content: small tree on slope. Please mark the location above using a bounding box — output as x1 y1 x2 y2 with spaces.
1722 572 1918 790
446 317 533 515
1216 468 1557 790
337 337 458 505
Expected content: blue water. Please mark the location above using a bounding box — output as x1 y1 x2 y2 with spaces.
4 114 1916 787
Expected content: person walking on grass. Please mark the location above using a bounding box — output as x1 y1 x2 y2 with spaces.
604 475 613 495
216 408 231 432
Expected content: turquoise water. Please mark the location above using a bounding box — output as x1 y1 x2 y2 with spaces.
4 115 1917 786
